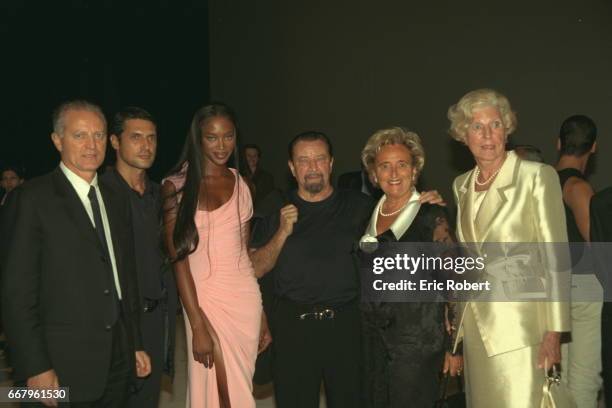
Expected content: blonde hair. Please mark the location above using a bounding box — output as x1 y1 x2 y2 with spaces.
361 127 425 181
447 88 517 143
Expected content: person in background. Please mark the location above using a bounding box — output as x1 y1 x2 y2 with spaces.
590 186 612 407
0 164 25 362
241 143 275 209
555 114 602 408
102 106 178 407
338 164 383 200
513 144 545 163
0 165 25 205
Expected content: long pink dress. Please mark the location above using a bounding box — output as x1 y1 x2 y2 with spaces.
165 168 262 408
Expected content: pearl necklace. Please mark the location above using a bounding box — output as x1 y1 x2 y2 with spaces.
474 166 501 186
379 198 410 217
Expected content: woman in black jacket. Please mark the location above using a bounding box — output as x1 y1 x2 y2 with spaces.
359 127 462 408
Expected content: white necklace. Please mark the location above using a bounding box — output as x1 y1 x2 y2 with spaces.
379 198 409 217
474 166 501 186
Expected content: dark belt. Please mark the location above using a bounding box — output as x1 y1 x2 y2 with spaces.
277 297 358 321
143 298 160 313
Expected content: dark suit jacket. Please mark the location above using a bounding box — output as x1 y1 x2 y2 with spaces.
338 170 383 200
252 168 275 203
0 168 142 402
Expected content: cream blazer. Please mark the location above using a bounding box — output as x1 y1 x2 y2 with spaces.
452 151 571 357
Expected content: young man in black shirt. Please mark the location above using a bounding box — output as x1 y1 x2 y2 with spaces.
102 107 178 408
554 115 602 407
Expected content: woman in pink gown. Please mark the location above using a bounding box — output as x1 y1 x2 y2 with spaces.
162 103 265 407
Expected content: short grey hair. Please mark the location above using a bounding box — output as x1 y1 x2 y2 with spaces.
52 100 107 135
447 88 517 143
361 127 425 179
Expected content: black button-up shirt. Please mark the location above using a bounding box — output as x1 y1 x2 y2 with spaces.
101 168 164 299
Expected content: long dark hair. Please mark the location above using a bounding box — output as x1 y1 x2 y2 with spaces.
167 102 239 261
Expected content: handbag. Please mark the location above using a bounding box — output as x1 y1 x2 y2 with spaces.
540 361 576 408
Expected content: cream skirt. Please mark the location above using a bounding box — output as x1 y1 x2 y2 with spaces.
463 305 543 408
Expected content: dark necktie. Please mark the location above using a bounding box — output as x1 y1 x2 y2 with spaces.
88 186 111 261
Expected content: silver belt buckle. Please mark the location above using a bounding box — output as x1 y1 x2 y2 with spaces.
318 308 335 320
299 308 335 320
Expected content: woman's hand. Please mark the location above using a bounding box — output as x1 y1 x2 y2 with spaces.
537 331 561 369
419 190 446 206
443 352 464 376
192 313 215 368
258 312 273 354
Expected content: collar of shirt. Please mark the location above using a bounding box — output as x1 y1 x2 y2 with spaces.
59 163 123 299
59 161 99 199
109 167 155 199
364 190 421 240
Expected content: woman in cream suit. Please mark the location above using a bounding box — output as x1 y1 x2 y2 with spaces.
448 89 571 407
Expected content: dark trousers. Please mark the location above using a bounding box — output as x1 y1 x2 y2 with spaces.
603 302 612 407
272 298 361 408
24 315 131 408
127 307 164 408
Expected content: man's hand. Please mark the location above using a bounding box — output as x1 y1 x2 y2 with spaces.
419 190 446 206
278 205 298 237
537 331 561 369
135 351 152 378
249 204 298 278
258 312 273 354
27 369 59 407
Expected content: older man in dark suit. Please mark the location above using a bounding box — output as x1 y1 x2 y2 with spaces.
1 100 150 406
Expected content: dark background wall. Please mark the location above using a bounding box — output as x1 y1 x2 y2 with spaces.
1 0 210 182
209 0 612 202
2 0 611 199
